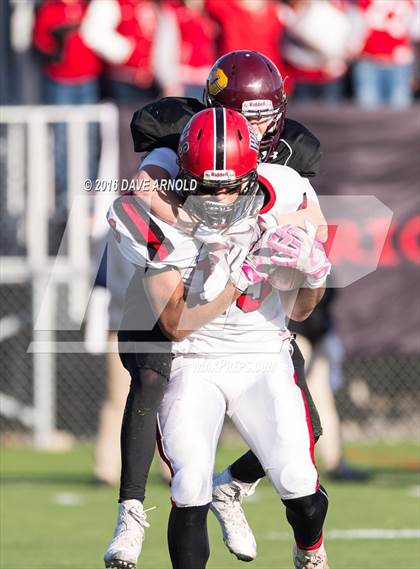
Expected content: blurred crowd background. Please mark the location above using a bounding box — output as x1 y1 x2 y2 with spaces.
2 0 420 108
0 0 419 477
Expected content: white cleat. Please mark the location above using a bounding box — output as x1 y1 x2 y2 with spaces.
293 542 329 569
210 469 258 562
104 500 151 569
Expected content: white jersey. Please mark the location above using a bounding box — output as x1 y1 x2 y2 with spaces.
108 151 318 354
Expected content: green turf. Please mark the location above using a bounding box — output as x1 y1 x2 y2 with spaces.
1 441 419 569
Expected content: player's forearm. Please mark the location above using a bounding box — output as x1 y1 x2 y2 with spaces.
281 286 325 322
291 286 325 321
168 283 242 341
273 201 328 242
148 269 242 342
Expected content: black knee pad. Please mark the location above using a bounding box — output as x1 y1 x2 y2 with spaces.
282 485 329 522
282 486 329 548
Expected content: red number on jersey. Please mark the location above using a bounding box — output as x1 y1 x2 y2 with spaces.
236 281 272 313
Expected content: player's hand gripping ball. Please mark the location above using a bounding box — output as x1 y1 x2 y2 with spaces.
266 225 307 291
267 224 331 290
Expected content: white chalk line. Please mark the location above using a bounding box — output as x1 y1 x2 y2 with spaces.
53 492 84 506
262 529 420 541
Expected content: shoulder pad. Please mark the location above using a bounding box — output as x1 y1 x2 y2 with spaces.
131 97 206 153
257 163 311 215
272 118 322 178
108 197 201 272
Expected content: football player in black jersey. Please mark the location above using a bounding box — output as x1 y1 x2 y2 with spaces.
104 51 327 569
131 52 321 177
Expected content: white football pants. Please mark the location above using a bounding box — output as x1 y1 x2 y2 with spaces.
157 348 318 507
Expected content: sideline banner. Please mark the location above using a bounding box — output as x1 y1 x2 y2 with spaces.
292 105 420 354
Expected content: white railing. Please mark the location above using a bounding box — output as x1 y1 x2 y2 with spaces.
0 103 119 448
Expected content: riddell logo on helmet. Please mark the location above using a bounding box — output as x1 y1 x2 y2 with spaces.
208 67 229 96
204 170 236 181
242 100 274 112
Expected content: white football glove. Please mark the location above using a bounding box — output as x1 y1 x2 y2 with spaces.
193 218 261 301
228 218 280 292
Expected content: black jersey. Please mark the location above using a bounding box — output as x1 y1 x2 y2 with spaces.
130 97 321 178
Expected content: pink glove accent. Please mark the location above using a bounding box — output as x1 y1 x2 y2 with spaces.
241 262 265 286
268 225 303 262
306 239 331 278
269 225 331 287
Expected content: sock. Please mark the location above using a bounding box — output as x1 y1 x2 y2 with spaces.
167 504 210 569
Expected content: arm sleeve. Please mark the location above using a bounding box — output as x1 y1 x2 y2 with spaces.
140 148 180 179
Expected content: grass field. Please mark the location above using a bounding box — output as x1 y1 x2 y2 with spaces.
1 440 419 569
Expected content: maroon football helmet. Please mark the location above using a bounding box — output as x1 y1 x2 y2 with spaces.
205 50 287 161
177 107 261 228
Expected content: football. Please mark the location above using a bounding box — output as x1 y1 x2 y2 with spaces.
268 266 306 291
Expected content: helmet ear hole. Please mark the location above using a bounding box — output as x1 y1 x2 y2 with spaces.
197 129 203 140
237 129 243 141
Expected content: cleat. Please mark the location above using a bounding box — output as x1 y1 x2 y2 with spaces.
293 543 329 569
104 500 152 569
210 469 258 562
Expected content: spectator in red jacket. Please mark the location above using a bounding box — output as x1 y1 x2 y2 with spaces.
353 0 416 108
33 0 102 96
205 0 285 76
33 0 102 213
81 0 160 104
154 0 216 100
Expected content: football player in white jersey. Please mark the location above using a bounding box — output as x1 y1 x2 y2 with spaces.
105 51 329 569
105 109 330 569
